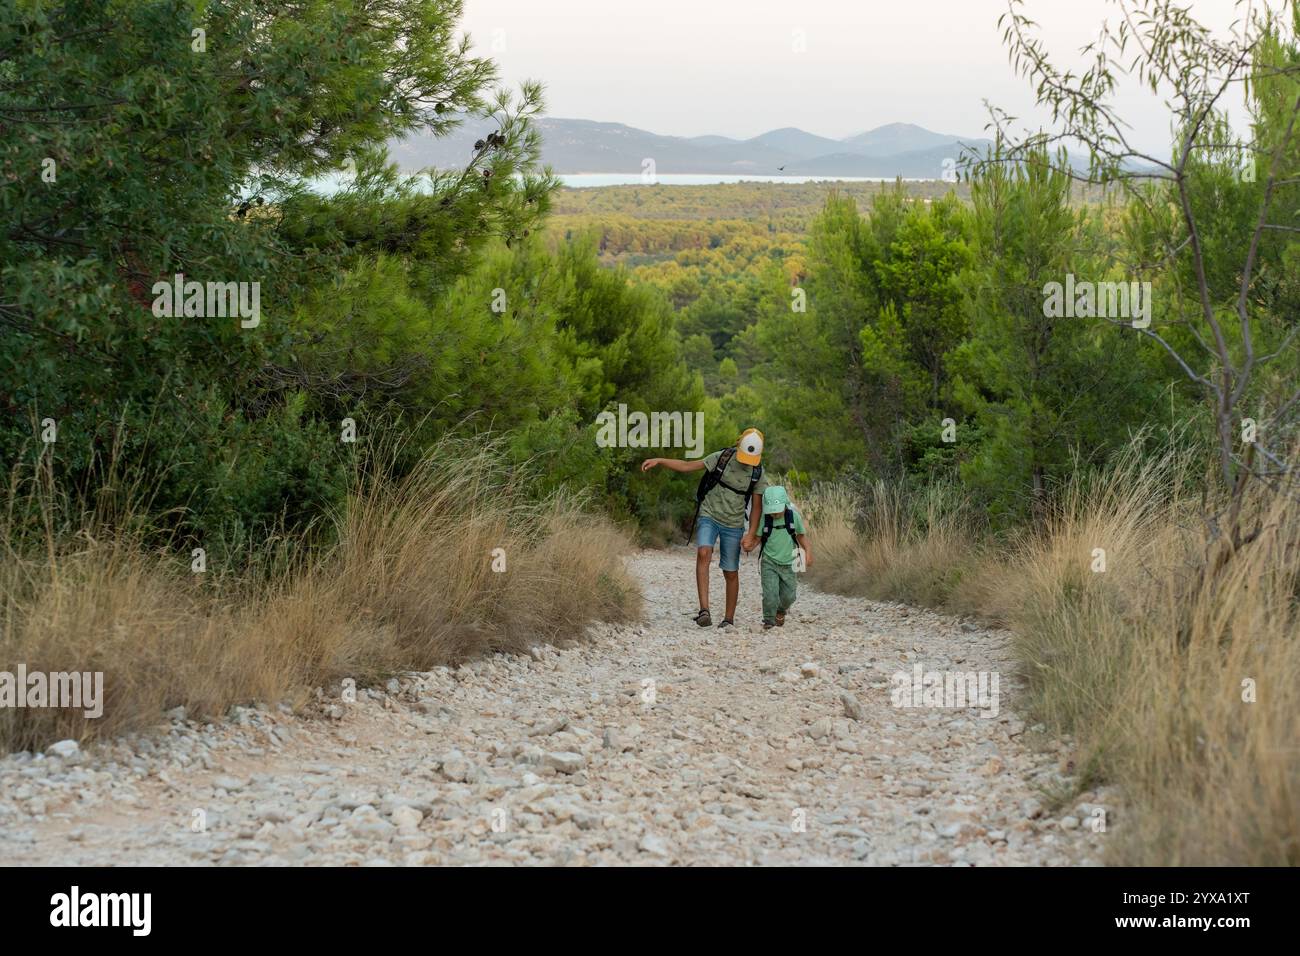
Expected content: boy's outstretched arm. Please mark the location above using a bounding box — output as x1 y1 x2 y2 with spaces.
796 533 813 568
641 457 707 473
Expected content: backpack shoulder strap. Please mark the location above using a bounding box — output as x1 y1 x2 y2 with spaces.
784 506 800 543
743 465 763 511
695 448 734 502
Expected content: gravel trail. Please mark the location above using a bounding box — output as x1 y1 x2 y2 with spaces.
0 549 1111 865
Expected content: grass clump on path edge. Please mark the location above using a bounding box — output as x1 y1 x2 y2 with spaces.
0 439 641 754
804 442 1300 866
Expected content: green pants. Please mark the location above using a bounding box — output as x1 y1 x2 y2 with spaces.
761 559 797 622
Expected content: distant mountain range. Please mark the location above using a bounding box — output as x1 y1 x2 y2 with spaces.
389 118 994 179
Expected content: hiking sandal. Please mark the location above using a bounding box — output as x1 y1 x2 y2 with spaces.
693 608 712 627
716 618 734 630
775 612 786 627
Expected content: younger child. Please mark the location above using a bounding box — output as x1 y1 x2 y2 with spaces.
757 485 811 629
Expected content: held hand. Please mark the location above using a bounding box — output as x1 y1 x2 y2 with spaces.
640 458 660 472
741 533 757 553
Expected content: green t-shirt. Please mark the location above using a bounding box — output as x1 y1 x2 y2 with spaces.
761 506 806 566
699 449 769 529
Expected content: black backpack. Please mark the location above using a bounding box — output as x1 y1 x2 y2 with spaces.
686 447 763 543
759 506 800 560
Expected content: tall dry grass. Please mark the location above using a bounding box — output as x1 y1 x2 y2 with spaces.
807 443 1299 865
804 478 983 610
0 442 640 754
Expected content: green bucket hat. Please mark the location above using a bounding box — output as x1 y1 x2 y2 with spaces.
762 485 789 514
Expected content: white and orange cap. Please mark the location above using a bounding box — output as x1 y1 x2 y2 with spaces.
736 428 764 466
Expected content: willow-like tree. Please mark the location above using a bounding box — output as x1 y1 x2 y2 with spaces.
989 0 1300 552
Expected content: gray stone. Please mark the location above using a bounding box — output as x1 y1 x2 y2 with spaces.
639 834 671 857
529 716 569 737
46 740 80 759
840 692 864 721
391 805 423 831
543 752 584 775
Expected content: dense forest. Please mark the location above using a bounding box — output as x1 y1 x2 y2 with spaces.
14 0 1292 543
557 151 1297 523
1 0 704 559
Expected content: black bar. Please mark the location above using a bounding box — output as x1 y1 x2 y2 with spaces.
1 866 1286 942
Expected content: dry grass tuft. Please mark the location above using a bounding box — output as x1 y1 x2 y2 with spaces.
806 443 1299 865
0 443 640 754
804 479 982 610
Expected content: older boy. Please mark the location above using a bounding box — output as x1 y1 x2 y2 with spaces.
641 428 768 629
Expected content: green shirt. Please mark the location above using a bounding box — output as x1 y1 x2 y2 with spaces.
761 506 806 566
699 449 769 529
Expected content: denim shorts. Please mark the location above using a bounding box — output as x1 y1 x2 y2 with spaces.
695 515 744 572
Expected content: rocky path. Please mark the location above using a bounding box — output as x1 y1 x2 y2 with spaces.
0 549 1111 865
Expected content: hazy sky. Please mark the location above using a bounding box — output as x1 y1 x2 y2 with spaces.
459 0 1273 153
